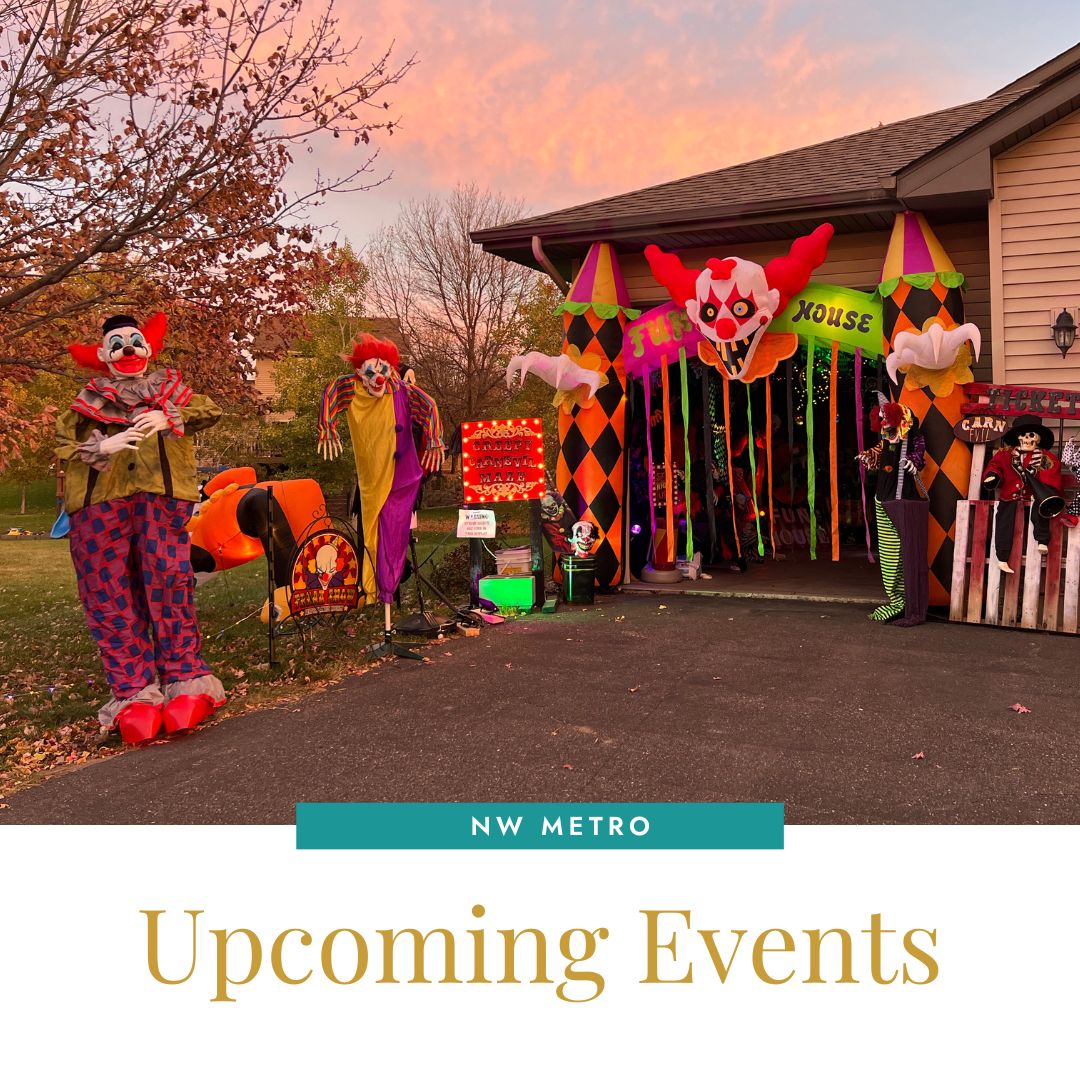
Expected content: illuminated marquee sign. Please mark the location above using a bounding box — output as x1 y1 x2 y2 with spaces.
461 418 545 504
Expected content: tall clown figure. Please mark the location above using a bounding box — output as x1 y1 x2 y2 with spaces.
318 333 444 656
857 396 929 626
879 212 981 605
59 313 226 744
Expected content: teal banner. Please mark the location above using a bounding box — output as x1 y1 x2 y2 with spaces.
296 802 783 850
771 281 882 355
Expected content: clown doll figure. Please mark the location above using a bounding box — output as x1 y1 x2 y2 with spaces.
982 420 1065 574
856 396 929 626
59 314 225 743
318 333 444 657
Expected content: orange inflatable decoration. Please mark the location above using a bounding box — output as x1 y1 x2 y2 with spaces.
189 467 330 578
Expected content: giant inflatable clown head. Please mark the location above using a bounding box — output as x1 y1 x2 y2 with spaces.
645 223 833 382
67 312 168 380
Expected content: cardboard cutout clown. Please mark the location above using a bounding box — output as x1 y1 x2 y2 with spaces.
59 313 225 743
317 333 444 652
644 224 834 383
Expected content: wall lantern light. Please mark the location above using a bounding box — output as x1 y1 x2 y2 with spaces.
1052 308 1076 360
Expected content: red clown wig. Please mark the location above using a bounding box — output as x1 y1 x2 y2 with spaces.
345 333 400 371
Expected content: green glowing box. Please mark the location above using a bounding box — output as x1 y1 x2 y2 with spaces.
478 573 535 611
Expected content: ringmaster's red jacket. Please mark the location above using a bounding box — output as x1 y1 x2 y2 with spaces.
983 448 1062 502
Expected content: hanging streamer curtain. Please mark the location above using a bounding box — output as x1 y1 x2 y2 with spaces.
678 347 693 561
660 358 674 568
829 338 840 563
722 376 740 558
745 382 764 556
702 368 717 561
644 372 656 544
805 336 817 560
765 376 775 558
854 347 874 563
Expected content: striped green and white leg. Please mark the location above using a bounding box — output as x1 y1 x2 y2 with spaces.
871 497 905 622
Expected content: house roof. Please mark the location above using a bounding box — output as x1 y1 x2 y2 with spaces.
474 43 1080 271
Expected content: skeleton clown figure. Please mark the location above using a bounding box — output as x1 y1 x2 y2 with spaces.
856 396 929 626
318 333 444 652
982 420 1065 574
59 314 225 743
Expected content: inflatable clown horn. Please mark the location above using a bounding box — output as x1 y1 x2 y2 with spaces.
879 211 980 606
645 223 833 383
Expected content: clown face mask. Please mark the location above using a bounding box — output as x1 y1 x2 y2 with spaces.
100 321 153 379
357 357 394 397
686 257 782 380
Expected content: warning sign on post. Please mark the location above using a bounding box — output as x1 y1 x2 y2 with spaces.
456 508 497 539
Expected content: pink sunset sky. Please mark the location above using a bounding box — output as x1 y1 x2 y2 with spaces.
305 0 1075 245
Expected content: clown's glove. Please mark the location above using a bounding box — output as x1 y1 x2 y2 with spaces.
99 429 147 454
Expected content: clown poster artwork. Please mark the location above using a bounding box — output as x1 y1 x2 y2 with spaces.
461 418 545 504
288 529 362 618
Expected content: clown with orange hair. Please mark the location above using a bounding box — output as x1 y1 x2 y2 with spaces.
318 333 444 627
57 313 225 743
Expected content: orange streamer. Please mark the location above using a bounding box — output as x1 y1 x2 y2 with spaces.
829 339 839 562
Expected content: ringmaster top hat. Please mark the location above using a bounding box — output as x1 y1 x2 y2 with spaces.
1003 418 1054 450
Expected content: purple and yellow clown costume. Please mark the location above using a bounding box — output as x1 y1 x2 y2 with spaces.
317 334 444 604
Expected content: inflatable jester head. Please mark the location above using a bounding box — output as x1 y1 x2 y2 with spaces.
645 223 833 382
879 212 980 396
67 312 168 379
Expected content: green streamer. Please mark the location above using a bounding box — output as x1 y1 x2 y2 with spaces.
805 336 818 561
744 382 764 557
553 300 641 320
678 348 694 560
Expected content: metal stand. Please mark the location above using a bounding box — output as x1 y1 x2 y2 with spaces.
396 531 481 635
266 483 280 667
370 601 423 661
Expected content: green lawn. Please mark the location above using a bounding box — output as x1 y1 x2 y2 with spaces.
0 500 532 794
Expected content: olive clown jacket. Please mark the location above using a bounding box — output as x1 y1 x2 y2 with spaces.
56 370 221 513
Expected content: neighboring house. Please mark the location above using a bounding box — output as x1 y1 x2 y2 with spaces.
474 41 1080 392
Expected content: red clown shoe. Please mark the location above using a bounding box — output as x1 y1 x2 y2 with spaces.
162 695 218 735
117 702 164 745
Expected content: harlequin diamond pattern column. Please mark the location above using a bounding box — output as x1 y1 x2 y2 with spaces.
879 213 975 607
555 243 636 589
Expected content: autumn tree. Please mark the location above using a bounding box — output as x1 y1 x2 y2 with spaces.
0 0 413 464
364 184 542 433
257 246 371 495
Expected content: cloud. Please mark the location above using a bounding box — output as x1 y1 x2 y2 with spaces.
309 0 1013 241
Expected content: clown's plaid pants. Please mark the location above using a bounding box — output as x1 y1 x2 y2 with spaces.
69 493 211 701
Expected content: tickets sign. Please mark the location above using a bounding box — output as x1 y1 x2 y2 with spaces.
461 418 545 504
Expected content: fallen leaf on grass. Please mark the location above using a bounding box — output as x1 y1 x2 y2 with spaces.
614 616 626 623
912 751 925 760
1009 703 1031 714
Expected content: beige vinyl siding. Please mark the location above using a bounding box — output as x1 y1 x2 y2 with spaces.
992 109 1080 390
618 220 992 379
